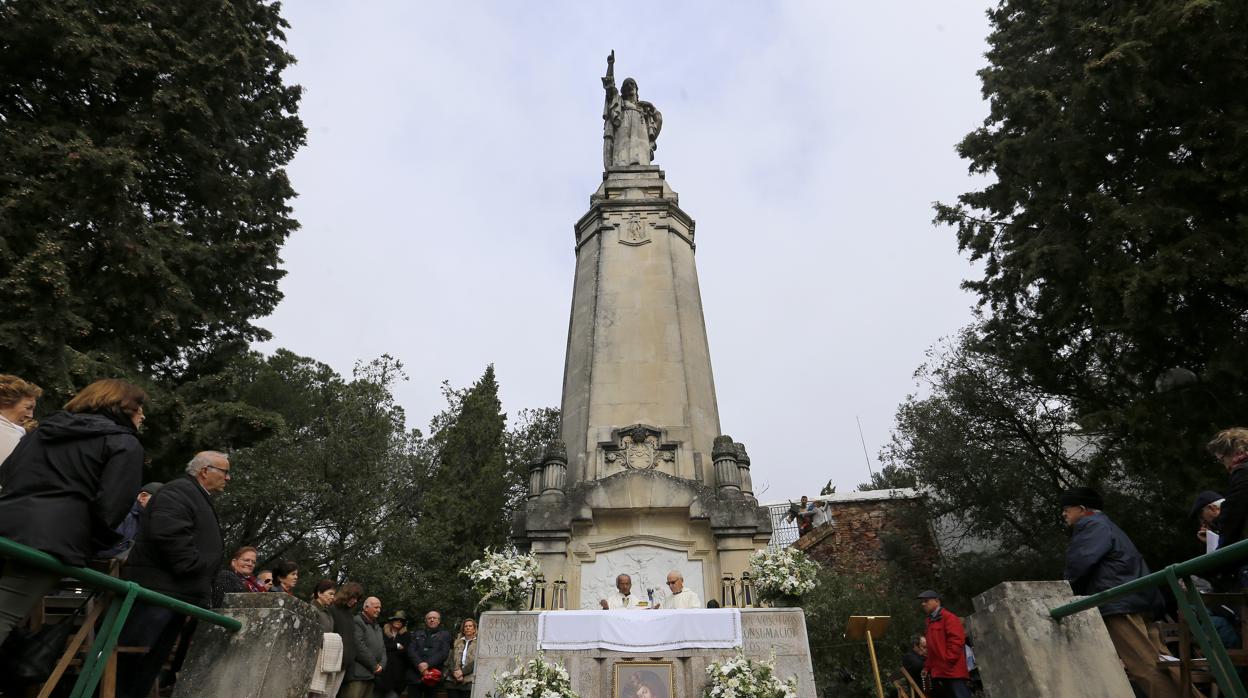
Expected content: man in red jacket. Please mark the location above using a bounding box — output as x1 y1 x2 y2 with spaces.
918 590 972 698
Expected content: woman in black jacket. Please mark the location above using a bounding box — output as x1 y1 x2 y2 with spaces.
0 378 147 645
330 581 364 686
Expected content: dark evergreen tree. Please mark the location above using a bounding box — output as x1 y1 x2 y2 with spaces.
406 366 510 618
933 0 1248 564
0 0 305 396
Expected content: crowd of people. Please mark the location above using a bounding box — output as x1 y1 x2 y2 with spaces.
6 372 1248 698
0 375 480 698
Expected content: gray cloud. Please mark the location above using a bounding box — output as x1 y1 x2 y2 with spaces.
260 1 993 498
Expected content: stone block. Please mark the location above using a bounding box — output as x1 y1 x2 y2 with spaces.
972 581 1134 697
473 609 815 698
173 592 322 698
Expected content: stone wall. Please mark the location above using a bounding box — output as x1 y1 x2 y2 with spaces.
791 491 938 577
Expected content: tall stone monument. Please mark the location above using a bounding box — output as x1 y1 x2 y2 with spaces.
514 53 773 609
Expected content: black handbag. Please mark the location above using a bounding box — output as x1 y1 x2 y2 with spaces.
0 593 95 683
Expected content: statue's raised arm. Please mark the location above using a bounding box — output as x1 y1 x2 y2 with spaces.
599 52 662 170
602 50 617 95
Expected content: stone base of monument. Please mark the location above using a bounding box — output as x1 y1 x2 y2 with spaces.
971 581 1134 697
473 608 816 698
173 593 322 698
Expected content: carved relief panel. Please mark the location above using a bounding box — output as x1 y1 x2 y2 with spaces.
618 212 650 246
598 424 679 478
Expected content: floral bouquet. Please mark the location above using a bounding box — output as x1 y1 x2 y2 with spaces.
703 652 798 698
747 547 819 603
490 653 578 698
461 548 542 610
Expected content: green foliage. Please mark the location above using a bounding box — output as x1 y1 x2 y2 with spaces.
802 568 928 697
933 0 1248 566
409 366 510 616
330 366 559 623
212 352 423 580
201 354 558 623
854 464 916 493
0 0 305 396
881 327 1085 563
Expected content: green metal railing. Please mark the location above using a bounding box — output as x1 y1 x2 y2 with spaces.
1051 537 1248 698
0 535 241 697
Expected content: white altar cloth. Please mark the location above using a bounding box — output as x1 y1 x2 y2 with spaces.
537 609 742 652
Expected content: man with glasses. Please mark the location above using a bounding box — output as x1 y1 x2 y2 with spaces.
118 451 230 698
656 570 701 609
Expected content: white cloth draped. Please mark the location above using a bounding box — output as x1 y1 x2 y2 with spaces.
537 609 741 652
309 632 346 695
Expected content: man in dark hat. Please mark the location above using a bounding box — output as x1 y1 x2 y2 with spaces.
377 610 409 698
916 590 970 698
1189 490 1223 549
100 480 163 559
1061 487 1184 697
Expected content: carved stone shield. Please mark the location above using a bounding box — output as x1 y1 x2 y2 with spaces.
619 213 650 246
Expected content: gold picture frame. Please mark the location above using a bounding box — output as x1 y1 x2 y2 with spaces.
613 661 675 698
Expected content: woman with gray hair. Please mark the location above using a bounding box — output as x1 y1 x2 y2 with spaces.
0 374 41 468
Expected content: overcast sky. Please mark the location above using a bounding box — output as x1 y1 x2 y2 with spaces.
258 1 995 500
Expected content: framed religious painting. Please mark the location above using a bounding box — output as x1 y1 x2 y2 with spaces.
613 661 675 698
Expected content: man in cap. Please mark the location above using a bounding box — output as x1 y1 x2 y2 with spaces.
1061 486 1184 697
1190 490 1223 549
99 481 163 559
916 590 970 698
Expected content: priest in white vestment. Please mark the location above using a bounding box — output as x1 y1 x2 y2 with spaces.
659 570 701 609
600 573 641 609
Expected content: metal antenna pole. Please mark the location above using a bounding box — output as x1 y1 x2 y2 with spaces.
857 415 876 480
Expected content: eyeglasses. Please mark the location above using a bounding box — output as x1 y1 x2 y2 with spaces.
666 581 678 586
204 464 231 478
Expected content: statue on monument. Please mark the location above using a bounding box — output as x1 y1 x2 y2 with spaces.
602 51 662 169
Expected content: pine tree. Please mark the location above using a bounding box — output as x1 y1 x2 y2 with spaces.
933 0 1248 563
410 365 510 616
0 0 305 395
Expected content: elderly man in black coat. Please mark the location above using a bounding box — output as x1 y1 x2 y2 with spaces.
117 451 229 698
407 610 452 698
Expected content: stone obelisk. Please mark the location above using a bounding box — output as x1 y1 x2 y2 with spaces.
515 53 771 609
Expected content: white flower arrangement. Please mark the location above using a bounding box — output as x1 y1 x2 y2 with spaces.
747 547 819 601
703 652 798 698
490 653 578 698
461 547 542 609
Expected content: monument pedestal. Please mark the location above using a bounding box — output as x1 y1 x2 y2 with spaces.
473 609 816 698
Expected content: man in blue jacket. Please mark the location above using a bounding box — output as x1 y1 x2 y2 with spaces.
1061 487 1182 698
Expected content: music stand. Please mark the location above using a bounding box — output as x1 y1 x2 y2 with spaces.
846 615 891 698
